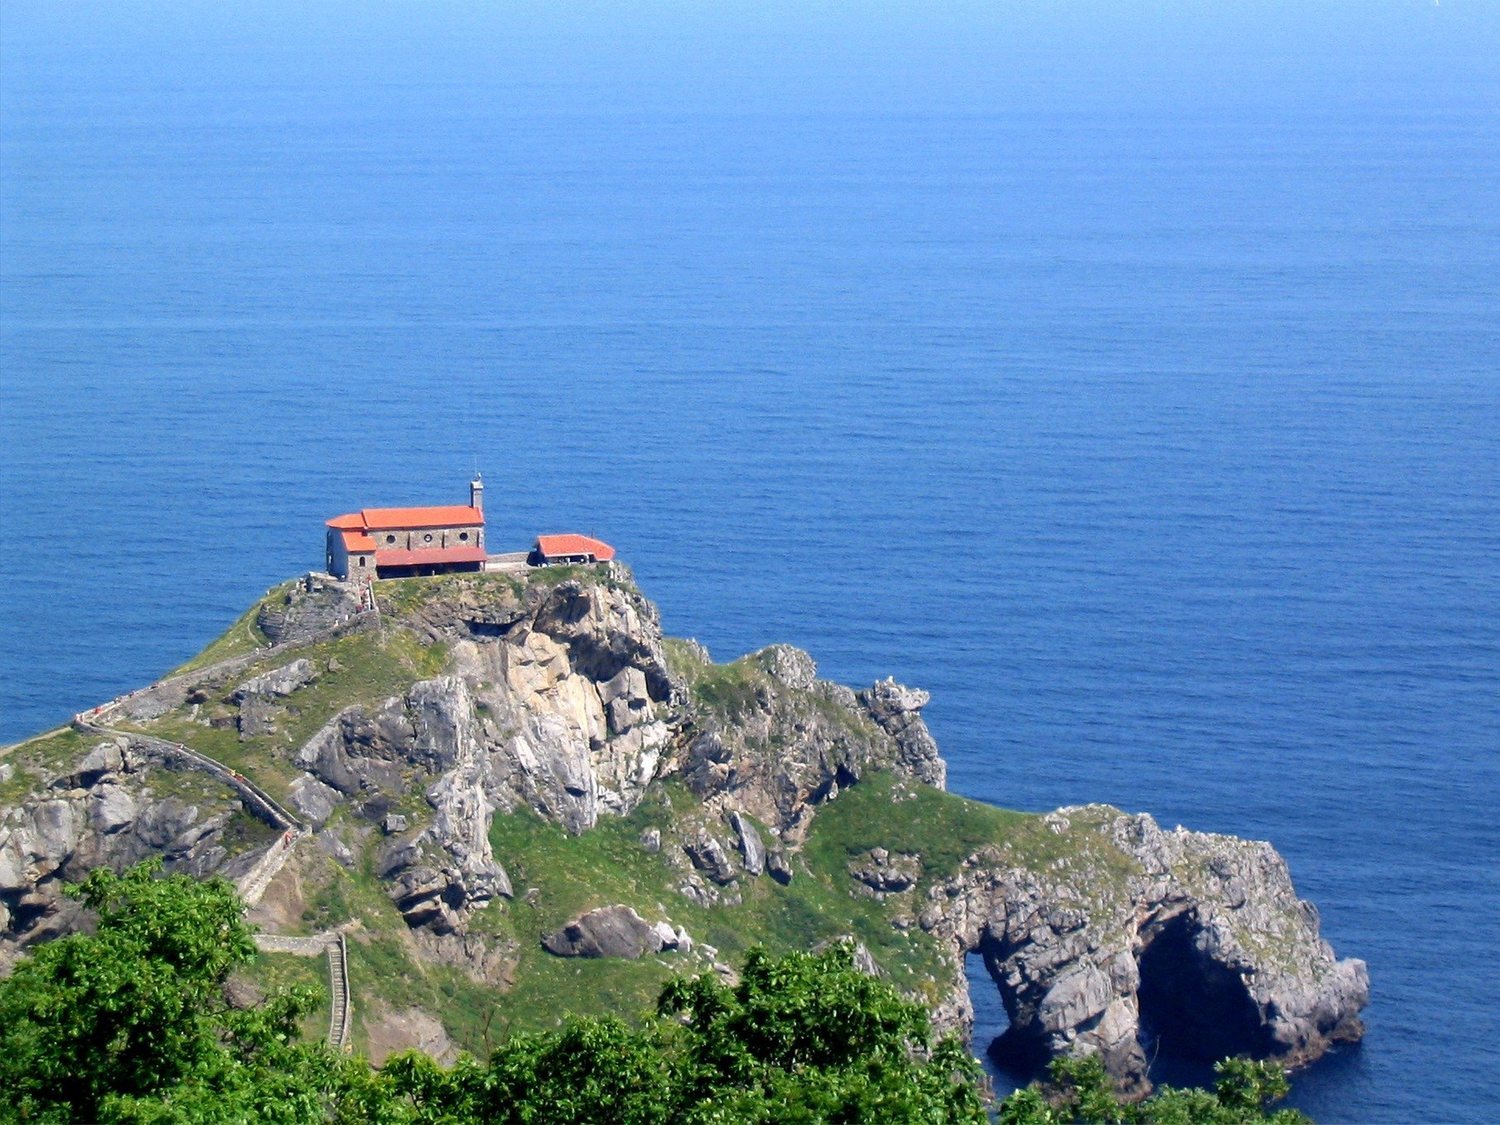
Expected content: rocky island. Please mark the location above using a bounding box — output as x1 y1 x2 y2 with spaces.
0 566 1367 1096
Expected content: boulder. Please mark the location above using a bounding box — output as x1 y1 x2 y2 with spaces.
728 811 765 877
600 666 651 734
684 831 737 885
236 659 317 700
88 785 137 835
848 847 921 894
290 774 341 828
542 905 671 959
766 848 794 885
73 743 125 788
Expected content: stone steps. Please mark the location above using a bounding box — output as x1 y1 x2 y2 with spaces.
327 934 352 1050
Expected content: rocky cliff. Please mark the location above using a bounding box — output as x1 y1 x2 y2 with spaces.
0 566 1367 1092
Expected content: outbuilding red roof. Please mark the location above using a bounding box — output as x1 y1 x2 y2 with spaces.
375 545 488 568
534 534 616 562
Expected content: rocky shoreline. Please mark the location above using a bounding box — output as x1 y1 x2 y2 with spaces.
0 567 1367 1092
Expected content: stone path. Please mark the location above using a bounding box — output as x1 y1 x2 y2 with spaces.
55 580 381 1050
329 933 352 1050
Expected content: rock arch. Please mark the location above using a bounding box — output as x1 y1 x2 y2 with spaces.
1136 908 1271 1063
921 808 1368 1098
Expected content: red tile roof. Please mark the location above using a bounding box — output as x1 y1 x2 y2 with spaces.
360 505 483 530
341 531 377 552
328 507 483 532
534 534 616 562
375 545 488 568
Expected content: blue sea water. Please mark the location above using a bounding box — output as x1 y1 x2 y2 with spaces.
2 4 1498 1120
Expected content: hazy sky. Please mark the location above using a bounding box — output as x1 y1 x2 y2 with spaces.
4 1 1498 116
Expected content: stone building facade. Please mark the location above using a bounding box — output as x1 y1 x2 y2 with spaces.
326 478 487 580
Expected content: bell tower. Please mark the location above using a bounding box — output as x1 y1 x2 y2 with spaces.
469 473 484 515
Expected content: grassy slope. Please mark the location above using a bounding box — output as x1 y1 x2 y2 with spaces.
125 628 448 805
169 583 288 675
309 771 1117 1059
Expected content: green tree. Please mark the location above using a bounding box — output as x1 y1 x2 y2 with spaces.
0 864 1306 1124
0 860 337 1123
996 1053 1309 1125
655 943 986 1123
371 943 987 1124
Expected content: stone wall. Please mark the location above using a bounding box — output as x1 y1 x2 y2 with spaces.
370 523 483 552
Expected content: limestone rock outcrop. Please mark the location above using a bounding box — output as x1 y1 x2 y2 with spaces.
235 658 317 738
849 847 921 895
858 678 946 789
919 806 1369 1096
0 738 265 966
679 645 946 836
257 575 361 645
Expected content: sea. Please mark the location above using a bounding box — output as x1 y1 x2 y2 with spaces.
2 4 1497 1120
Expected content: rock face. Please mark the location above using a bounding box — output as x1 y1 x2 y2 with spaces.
918 807 1369 1096
257 574 361 645
679 645 946 838
0 739 267 965
858 678 946 789
849 847 921 895
235 659 318 739
729 812 765 876
0 568 1369 1091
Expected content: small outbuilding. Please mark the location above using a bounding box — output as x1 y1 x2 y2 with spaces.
530 534 616 566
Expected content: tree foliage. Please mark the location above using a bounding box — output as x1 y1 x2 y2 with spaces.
0 862 1305 1123
0 860 343 1123
996 1054 1309 1125
364 943 987 1124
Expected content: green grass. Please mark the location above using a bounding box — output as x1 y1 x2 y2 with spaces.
811 775 1137 898
374 571 526 618
371 564 634 622
681 655 769 721
294 835 521 1053
806 773 1030 879
238 949 332 1042
0 728 93 803
660 637 710 683
132 627 450 806
478 776 972 1037
518 563 629 592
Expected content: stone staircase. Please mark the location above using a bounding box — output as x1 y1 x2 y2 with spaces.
328 933 352 1050
251 930 353 1052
